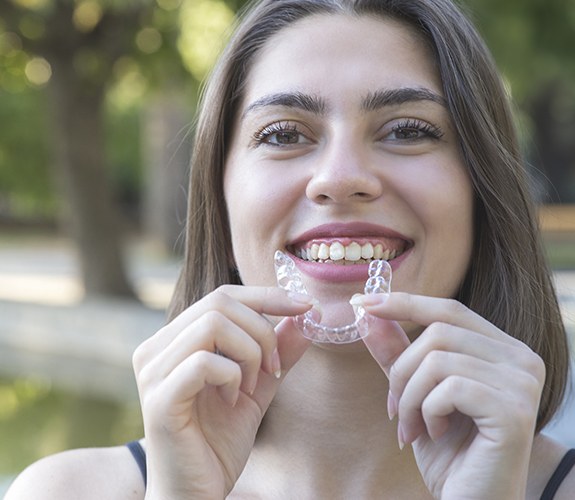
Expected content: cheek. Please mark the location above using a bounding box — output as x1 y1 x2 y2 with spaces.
393 158 474 295
224 163 302 281
225 167 295 232
396 156 473 232
426 168 474 289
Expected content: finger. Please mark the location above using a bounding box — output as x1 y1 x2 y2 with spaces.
398 351 508 443
355 292 518 345
418 371 541 446
362 316 411 378
389 323 514 400
168 286 315 337
136 287 314 376
144 350 242 430
143 310 265 395
419 375 503 443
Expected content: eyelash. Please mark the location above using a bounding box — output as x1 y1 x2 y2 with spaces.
251 118 445 147
389 119 444 141
252 121 301 146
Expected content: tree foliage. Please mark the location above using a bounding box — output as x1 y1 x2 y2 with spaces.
0 0 574 227
463 0 575 201
0 0 237 220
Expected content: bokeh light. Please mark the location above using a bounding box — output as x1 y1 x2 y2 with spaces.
73 1 104 33
178 0 234 81
24 57 52 87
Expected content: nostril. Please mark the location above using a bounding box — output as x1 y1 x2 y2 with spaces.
315 193 331 203
353 192 372 199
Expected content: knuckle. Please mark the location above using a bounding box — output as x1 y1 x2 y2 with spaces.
397 292 414 312
190 349 214 371
444 374 465 393
526 351 546 384
512 345 546 387
135 360 158 390
419 322 453 353
443 298 468 318
389 361 405 386
421 350 447 372
517 366 545 400
202 309 229 330
132 343 147 373
206 289 233 311
217 283 240 295
132 336 156 374
424 322 449 343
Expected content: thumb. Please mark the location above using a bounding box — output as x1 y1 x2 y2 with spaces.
362 316 410 378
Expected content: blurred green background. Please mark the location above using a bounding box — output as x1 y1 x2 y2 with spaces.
0 0 574 493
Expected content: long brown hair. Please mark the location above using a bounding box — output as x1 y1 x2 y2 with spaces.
169 0 570 431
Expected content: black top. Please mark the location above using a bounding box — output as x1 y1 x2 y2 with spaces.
540 448 575 500
126 440 147 487
126 441 575 498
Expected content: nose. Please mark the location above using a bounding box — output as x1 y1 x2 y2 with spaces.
305 141 383 204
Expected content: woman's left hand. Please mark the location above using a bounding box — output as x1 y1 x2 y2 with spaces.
357 292 546 500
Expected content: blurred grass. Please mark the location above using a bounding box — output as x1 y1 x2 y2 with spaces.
0 377 143 475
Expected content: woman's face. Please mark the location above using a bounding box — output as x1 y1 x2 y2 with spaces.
224 14 474 335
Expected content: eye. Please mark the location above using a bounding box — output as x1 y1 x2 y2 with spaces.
386 119 444 142
252 121 312 147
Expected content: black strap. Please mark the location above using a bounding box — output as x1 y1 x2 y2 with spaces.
124 441 574 497
126 440 147 488
540 448 575 500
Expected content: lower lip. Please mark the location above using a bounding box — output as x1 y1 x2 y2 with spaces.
292 248 410 283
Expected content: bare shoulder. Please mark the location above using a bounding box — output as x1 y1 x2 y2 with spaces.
4 443 145 500
528 434 575 500
553 446 575 500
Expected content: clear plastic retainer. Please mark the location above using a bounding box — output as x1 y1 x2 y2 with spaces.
274 250 392 344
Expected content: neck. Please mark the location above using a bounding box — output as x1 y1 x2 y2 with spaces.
246 344 428 497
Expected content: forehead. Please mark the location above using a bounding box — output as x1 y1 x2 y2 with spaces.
241 13 442 110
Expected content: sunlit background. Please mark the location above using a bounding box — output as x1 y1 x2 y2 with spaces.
0 0 574 494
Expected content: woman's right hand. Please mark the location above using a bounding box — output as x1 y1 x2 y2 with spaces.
132 285 313 500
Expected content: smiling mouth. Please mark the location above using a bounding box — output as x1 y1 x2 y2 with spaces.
289 239 408 265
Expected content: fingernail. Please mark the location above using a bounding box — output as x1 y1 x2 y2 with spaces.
226 387 239 407
397 422 405 451
349 294 388 307
349 293 363 306
287 292 319 306
387 390 397 420
248 377 258 395
271 348 282 379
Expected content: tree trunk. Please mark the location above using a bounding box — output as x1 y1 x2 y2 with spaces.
528 80 575 203
142 92 191 254
47 62 135 298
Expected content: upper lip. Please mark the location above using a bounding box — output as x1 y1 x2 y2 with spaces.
287 222 412 247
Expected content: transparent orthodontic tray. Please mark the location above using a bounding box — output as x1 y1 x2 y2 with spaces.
274 250 391 344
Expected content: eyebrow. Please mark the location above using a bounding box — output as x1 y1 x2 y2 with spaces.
361 87 447 111
241 87 446 120
242 91 326 119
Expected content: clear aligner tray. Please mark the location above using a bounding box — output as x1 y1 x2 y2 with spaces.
274 250 392 344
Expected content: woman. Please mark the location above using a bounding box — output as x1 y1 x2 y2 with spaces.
6 0 574 498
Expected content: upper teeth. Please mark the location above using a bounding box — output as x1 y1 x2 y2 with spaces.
296 241 398 262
